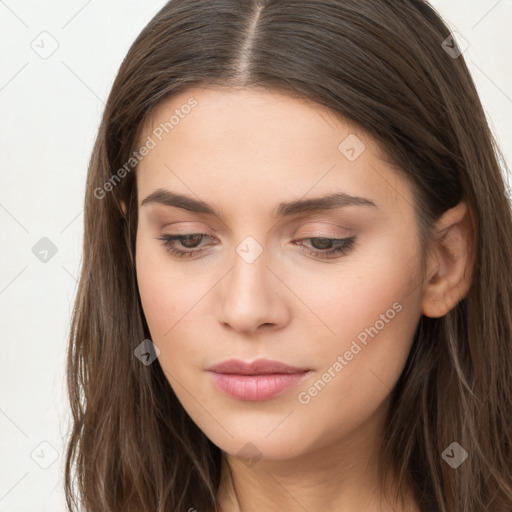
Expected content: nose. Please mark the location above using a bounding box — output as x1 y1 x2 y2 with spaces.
217 241 290 335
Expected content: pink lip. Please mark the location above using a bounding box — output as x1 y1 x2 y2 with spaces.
206 358 312 401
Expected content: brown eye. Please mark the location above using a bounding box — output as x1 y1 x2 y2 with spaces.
179 234 205 248
309 238 335 250
156 233 214 258
295 237 356 259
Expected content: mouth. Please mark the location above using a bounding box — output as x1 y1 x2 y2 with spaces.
206 358 313 401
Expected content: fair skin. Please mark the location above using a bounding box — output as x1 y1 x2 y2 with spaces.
130 85 473 511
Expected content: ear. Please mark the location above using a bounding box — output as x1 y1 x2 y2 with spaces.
421 200 475 318
120 200 127 215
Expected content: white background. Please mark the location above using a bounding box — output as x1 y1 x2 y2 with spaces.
0 1 511 510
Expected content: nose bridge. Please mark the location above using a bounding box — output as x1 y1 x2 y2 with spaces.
218 233 286 333
229 234 273 306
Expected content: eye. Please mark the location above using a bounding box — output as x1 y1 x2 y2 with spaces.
294 236 356 259
156 234 356 260
156 233 214 258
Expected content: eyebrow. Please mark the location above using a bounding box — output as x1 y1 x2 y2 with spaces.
140 188 378 217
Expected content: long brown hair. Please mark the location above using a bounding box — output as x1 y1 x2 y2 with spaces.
64 1 512 510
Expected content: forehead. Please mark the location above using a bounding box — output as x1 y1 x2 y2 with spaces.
138 85 375 154
135 86 412 215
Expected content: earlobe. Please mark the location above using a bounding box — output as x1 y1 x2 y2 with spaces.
421 200 475 318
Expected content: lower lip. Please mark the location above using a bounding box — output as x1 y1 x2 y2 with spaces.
208 371 311 401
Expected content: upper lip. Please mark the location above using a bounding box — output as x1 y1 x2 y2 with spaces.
206 358 310 375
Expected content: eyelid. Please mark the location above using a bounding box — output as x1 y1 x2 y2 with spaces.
293 218 352 232
159 221 212 232
298 229 350 238
156 224 214 244
295 226 353 239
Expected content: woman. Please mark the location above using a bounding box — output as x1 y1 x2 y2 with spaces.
64 1 512 511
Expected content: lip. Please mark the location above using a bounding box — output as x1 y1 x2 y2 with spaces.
206 358 310 375
206 358 312 401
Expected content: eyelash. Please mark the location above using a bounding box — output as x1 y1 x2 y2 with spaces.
156 233 356 260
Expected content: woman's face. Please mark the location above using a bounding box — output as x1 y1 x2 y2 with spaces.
135 85 425 460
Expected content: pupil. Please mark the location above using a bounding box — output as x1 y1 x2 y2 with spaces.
311 238 332 250
181 234 202 248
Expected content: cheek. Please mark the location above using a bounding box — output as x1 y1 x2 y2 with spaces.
288 265 422 450
293 236 422 346
291 239 423 401
135 239 218 370
136 236 196 336
136 244 173 336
